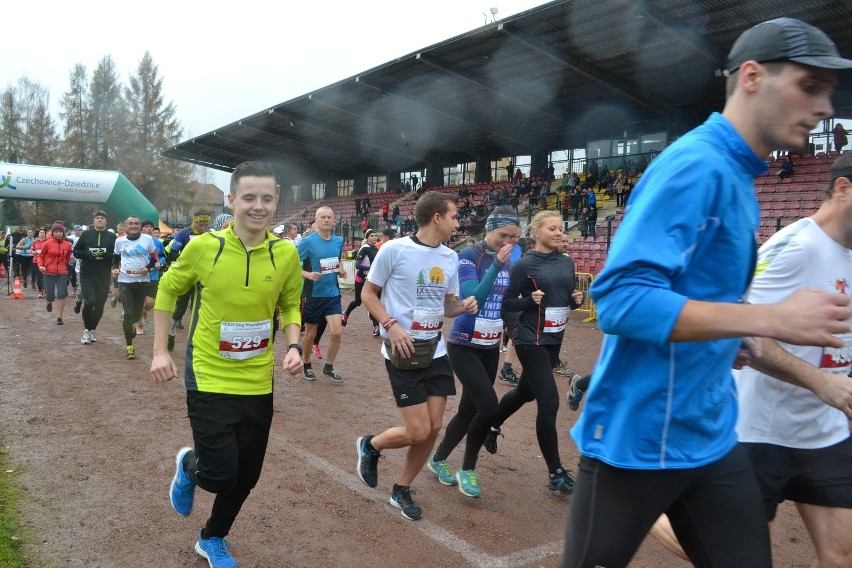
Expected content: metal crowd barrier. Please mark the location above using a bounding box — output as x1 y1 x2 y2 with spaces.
574 272 597 323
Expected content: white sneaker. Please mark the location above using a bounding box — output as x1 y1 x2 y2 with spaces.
136 324 145 335
81 329 91 344
89 330 97 342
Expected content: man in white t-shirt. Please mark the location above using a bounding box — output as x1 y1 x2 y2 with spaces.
112 216 157 360
356 191 477 520
735 153 852 567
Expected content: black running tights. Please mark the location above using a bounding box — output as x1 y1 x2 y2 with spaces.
492 343 563 473
434 343 500 470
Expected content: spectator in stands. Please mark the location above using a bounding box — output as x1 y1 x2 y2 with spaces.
392 204 400 220
411 175 419 191
342 221 350 241
355 197 362 216
363 196 371 214
778 154 795 179
614 172 628 207
514 168 524 181
570 187 583 221
833 121 848 152
509 188 519 212
381 201 390 223
561 192 571 223
360 215 369 236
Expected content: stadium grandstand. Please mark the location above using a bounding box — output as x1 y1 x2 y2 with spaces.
163 0 852 268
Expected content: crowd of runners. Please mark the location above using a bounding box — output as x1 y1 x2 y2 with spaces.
6 17 852 568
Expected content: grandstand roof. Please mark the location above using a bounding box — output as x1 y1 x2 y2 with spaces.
163 0 852 176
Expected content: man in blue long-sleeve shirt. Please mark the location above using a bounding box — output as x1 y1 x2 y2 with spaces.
562 18 852 568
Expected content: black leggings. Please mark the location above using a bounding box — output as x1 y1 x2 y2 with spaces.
561 445 772 568
344 279 378 326
119 282 148 345
80 270 111 330
184 391 273 539
172 289 194 323
18 256 33 285
492 343 563 473
434 343 500 470
30 260 43 292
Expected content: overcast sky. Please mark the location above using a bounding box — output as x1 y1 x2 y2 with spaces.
7 0 545 190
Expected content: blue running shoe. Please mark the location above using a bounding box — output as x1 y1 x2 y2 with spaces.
356 436 380 488
456 469 480 498
548 467 575 496
389 484 422 520
170 447 195 516
427 456 456 486
195 529 237 568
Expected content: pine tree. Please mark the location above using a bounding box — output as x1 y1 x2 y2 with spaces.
122 51 192 209
21 98 60 165
88 55 126 170
0 87 23 163
59 64 90 168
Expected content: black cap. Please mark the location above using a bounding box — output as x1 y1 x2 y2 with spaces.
725 18 852 76
382 228 396 238
140 219 154 228
93 210 108 219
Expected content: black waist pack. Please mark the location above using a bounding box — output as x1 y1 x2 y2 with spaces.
384 335 440 370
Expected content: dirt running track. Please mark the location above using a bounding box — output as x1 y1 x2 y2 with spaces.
0 288 815 567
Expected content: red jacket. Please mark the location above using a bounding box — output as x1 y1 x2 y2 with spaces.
38 238 72 275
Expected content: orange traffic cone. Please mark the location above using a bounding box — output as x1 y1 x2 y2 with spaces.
0 262 6 279
11 277 23 299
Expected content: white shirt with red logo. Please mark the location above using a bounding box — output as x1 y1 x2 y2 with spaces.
735 218 852 449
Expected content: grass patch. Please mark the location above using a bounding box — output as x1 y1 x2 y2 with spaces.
0 447 27 567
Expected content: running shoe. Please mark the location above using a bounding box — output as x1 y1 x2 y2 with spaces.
73 299 82 314
323 367 343 384
303 367 316 381
81 329 91 344
176 320 184 329
553 362 573 376
456 469 480 498
56 318 63 326
312 344 322 359
427 457 456 486
567 374 587 411
195 530 236 568
126 346 136 360
167 333 176 352
136 324 145 336
22 282 27 288
389 484 422 520
111 296 117 308
170 447 195 516
373 325 380 337
498 368 519 385
548 467 575 496
45 301 52 312
355 435 380 488
484 428 503 454
341 313 349 327
89 330 97 342
119 310 124 323
500 344 507 353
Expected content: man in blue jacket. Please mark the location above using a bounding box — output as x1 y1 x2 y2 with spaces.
563 18 852 568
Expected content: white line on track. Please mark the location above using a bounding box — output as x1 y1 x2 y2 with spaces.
287 441 562 567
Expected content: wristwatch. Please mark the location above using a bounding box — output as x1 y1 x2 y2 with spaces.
288 343 303 355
